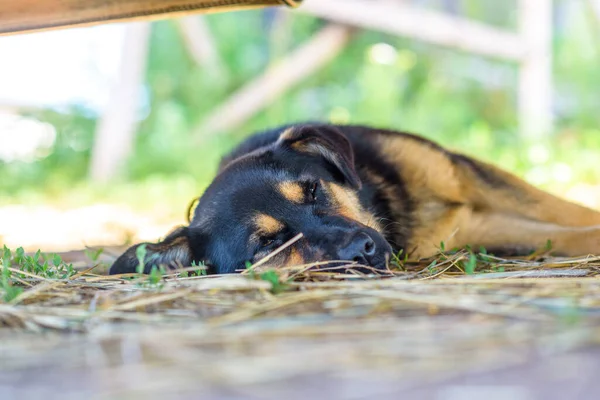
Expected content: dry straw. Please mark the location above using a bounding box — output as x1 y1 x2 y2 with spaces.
2 246 600 395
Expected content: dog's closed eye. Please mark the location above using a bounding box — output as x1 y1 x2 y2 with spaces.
261 236 279 248
308 181 319 202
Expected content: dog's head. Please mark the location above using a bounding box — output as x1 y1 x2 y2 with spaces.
110 125 392 275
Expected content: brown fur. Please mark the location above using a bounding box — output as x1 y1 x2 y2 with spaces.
254 214 284 236
287 247 305 266
325 182 383 233
251 240 307 269
278 181 304 203
374 133 600 258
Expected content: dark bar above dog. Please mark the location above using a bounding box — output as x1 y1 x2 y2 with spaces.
0 0 303 36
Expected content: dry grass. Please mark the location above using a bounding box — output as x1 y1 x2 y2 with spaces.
2 247 600 397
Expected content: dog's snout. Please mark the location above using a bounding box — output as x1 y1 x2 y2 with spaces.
338 232 377 265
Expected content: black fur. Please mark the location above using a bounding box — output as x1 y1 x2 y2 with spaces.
110 123 428 275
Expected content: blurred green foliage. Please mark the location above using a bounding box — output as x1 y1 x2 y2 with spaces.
1 0 599 209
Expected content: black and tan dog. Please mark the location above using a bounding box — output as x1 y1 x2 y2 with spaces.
110 123 600 275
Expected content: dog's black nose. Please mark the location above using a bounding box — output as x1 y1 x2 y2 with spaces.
338 232 377 265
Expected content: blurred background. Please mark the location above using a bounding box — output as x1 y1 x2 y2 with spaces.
1 0 599 253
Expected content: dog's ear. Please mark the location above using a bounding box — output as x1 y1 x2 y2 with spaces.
278 125 361 188
109 226 194 274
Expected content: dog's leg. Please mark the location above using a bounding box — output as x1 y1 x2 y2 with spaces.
405 203 600 258
455 210 600 256
453 155 600 227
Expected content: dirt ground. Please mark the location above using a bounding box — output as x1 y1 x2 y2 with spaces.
1 313 600 399
2 259 600 399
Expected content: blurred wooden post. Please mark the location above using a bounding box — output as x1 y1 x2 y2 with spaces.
193 24 351 140
593 0 600 18
518 0 553 139
301 0 554 139
176 16 223 70
588 0 600 44
89 22 150 183
298 0 526 61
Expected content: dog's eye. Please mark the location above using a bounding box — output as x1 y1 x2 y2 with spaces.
260 236 280 249
309 181 319 202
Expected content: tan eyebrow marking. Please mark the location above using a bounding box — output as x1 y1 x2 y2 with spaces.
326 183 383 233
278 181 304 203
254 213 284 236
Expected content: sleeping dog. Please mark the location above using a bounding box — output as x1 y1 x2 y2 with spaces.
110 123 600 275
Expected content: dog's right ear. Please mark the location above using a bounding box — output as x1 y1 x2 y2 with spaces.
277 125 361 189
109 226 194 275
